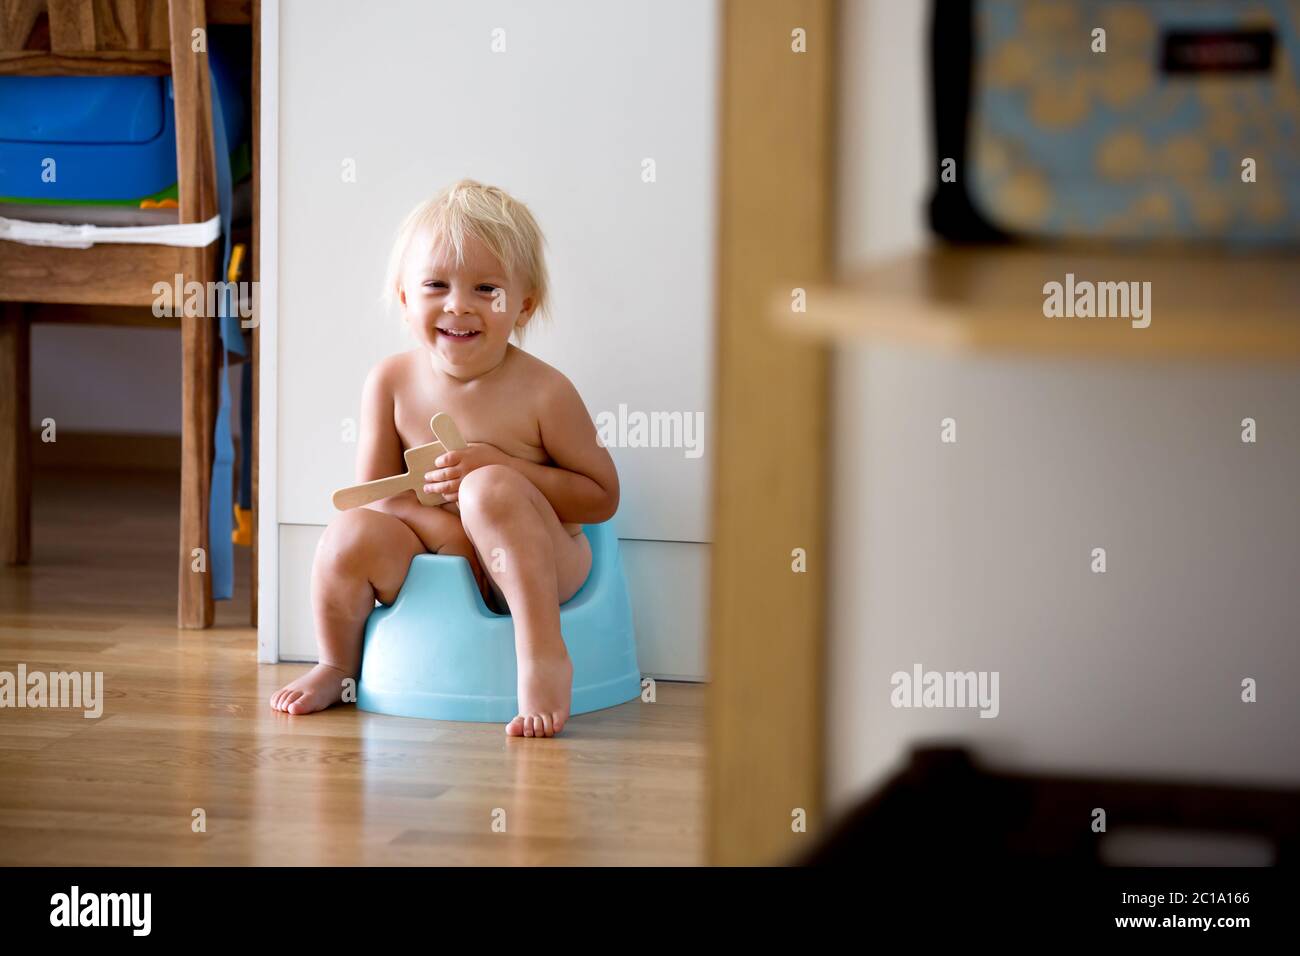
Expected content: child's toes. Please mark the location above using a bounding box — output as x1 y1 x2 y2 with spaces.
506 715 526 736
540 714 554 737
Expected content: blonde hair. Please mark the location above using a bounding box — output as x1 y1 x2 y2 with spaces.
384 179 551 346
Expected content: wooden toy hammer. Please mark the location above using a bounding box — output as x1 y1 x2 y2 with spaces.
331 412 468 510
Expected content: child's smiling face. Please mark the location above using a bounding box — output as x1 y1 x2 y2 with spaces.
400 230 536 380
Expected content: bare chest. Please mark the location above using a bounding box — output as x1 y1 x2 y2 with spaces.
392 378 549 466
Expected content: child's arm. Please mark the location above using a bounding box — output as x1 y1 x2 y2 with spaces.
501 375 620 525
355 359 425 520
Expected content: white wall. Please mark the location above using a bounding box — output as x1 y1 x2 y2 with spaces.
271 0 718 677
827 347 1300 807
827 0 1300 810
31 326 181 434
30 325 244 442
835 0 929 267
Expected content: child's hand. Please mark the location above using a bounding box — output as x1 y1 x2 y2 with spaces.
423 442 510 502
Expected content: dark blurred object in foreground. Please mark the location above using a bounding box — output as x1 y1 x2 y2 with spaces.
804 747 1300 866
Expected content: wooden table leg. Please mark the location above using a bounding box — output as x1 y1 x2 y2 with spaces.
178 262 218 629
0 302 31 566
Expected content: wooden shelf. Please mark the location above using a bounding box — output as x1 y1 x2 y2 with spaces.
774 245 1300 361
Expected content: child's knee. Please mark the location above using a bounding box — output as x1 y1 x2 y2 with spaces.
457 464 524 519
316 508 390 569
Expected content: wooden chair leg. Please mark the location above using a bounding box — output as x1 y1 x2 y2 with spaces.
0 302 32 566
170 0 218 628
178 256 219 628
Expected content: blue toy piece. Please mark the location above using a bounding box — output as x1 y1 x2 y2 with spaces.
357 520 642 722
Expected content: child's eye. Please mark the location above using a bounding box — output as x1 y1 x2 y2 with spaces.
422 281 496 292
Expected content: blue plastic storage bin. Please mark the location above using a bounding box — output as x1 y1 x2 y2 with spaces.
0 40 245 202
357 520 642 722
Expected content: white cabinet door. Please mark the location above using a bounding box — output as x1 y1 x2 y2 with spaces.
267 0 719 672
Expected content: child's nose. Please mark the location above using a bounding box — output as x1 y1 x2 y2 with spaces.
444 292 474 315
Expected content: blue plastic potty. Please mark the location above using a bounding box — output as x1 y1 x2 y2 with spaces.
356 520 642 722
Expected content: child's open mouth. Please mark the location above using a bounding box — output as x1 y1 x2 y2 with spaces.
438 328 481 341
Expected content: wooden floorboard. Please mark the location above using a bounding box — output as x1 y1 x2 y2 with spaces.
0 469 704 865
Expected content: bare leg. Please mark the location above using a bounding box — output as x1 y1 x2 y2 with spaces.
455 464 593 738
270 504 478 714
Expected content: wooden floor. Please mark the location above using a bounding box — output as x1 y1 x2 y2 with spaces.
0 468 705 865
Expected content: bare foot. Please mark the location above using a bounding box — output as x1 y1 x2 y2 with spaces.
270 663 353 715
506 651 574 738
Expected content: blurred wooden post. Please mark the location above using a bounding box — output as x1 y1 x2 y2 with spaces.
708 0 837 865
